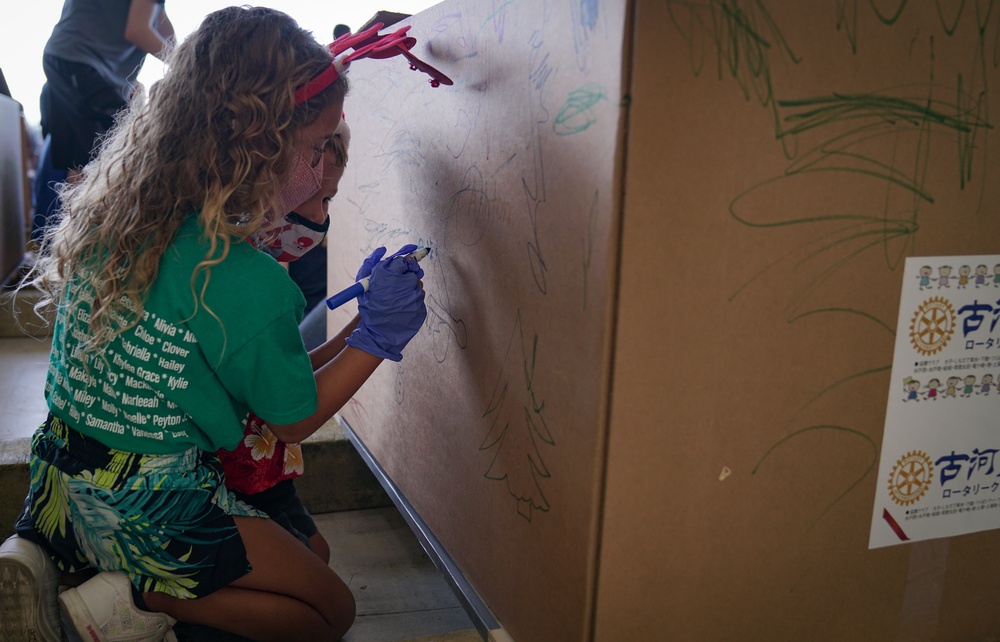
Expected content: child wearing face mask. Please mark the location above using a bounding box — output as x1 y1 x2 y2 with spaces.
259 119 354 351
216 118 353 565
252 117 350 266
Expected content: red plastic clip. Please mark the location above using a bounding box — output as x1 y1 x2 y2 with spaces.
295 21 453 103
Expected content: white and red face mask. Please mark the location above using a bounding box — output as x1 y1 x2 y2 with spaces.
254 211 329 262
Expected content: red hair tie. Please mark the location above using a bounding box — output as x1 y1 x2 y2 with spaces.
294 22 453 105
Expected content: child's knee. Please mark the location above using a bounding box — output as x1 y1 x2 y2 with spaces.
329 589 356 640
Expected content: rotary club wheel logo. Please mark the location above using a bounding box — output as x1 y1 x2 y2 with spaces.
909 297 955 355
887 450 934 506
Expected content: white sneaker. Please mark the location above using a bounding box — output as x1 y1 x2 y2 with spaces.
59 571 178 642
0 534 63 642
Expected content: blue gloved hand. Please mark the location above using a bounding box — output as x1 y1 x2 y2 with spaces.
355 244 417 281
346 245 426 361
355 247 387 281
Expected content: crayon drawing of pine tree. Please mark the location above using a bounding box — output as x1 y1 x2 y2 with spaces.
479 310 554 522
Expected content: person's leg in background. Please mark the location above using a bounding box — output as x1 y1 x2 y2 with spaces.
31 133 67 245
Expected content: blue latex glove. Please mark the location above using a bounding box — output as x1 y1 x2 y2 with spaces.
355 246 387 281
355 244 417 281
346 245 426 361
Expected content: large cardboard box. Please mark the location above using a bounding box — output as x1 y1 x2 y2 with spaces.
329 1 1000 640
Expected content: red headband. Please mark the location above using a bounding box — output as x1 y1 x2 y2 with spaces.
294 22 453 105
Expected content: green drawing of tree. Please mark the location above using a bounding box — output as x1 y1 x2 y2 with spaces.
479 311 554 522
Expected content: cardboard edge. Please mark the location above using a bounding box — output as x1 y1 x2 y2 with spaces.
586 1 639 641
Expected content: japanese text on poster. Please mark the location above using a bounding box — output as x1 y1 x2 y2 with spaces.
870 255 1000 548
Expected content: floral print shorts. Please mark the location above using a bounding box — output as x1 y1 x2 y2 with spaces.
15 415 263 599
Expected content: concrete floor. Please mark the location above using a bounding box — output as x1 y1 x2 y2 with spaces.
0 336 50 441
0 335 483 642
320 507 480 642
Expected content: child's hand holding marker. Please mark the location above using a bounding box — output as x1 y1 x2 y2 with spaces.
343 244 428 361
326 244 429 310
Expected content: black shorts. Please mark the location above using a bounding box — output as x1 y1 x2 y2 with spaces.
41 53 129 170
233 479 318 549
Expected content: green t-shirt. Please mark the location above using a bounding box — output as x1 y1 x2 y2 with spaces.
44 216 318 454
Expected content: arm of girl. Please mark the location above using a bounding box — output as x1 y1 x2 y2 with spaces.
308 314 360 370
267 249 426 443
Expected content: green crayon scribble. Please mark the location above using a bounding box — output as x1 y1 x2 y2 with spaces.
753 424 877 536
554 83 608 136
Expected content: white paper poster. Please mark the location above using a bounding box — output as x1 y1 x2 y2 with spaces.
870 255 1000 549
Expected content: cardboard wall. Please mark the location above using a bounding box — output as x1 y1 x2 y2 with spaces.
328 2 627 641
597 2 1000 640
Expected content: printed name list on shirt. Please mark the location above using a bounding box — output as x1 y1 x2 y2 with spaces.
46 290 197 445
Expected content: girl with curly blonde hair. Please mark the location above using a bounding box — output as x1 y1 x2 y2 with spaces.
0 6 426 641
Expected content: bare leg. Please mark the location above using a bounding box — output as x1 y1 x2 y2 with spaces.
308 531 331 565
144 516 355 641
